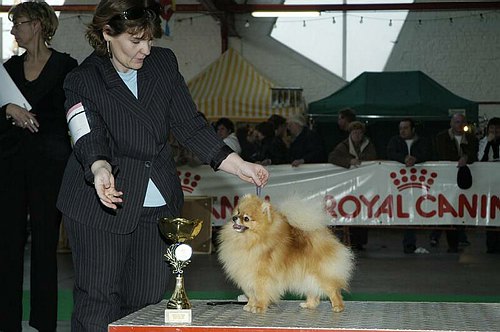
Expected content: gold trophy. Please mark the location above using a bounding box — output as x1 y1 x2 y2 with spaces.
158 217 203 324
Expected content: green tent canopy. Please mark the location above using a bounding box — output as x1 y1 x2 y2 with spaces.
308 71 478 123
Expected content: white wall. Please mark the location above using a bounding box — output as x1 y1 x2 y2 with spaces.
385 9 500 112
46 0 500 118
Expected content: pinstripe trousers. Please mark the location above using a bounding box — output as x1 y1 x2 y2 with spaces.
63 206 172 331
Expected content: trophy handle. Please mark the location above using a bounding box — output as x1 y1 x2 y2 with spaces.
167 274 192 309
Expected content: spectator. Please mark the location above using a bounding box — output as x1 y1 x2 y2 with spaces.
478 117 500 162
335 108 357 145
432 113 478 253
252 121 289 165
268 114 290 147
329 121 377 168
287 113 326 167
387 119 432 253
329 121 377 251
0 2 78 331
236 125 258 162
477 117 500 253
215 117 241 154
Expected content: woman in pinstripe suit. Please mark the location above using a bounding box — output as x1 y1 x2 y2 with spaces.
56 0 269 330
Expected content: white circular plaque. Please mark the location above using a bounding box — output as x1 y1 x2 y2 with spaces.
175 244 192 261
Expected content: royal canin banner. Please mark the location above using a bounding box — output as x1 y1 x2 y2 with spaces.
178 161 500 227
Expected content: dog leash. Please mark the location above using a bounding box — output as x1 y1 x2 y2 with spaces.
255 185 262 197
206 301 247 306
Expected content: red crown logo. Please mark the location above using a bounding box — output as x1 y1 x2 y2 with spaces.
178 171 201 193
390 168 437 192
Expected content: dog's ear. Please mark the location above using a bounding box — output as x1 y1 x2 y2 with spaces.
261 201 272 222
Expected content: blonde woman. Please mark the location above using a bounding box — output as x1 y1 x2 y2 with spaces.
0 1 78 331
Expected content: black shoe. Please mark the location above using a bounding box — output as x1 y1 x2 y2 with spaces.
430 238 439 247
404 245 417 254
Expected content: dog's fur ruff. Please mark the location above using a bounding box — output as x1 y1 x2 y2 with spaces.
217 194 354 314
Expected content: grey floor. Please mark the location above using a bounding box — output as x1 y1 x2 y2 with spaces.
21 228 500 331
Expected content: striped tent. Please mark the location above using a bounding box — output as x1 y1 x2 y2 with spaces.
187 48 301 122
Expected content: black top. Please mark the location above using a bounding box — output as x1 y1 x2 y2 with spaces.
0 50 78 159
57 48 231 234
289 126 326 163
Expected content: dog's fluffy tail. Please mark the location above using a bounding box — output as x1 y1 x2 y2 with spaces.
276 196 330 232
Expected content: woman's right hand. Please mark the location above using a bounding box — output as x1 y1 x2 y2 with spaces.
6 103 39 133
91 160 123 209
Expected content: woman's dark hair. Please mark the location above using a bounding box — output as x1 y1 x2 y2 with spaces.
255 121 275 139
9 1 58 44
267 114 286 128
86 0 161 56
215 118 235 133
487 117 500 129
339 108 357 123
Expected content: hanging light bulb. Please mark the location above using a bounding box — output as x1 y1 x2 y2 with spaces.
332 17 336 24
480 13 484 21
244 20 250 28
389 19 392 27
418 19 422 25
303 20 306 27
360 16 364 24
449 17 453 24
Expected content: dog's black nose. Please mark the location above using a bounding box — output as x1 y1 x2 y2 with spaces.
232 216 238 222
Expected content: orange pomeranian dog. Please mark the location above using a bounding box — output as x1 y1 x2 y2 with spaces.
217 194 354 314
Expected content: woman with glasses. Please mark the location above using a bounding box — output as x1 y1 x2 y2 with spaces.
56 0 269 330
0 1 77 331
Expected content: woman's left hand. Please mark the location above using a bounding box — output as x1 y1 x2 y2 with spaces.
7 103 39 133
219 153 269 187
236 161 269 187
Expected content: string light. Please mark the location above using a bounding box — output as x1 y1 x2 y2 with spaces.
54 10 498 31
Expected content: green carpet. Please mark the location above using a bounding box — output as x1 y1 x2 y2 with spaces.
22 290 500 321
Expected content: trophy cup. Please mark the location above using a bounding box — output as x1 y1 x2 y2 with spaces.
158 217 203 324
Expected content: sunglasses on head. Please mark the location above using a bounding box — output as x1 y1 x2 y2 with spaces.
113 6 157 21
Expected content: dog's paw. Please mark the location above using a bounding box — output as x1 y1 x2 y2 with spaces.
332 304 345 313
243 304 267 313
299 301 319 309
300 297 320 309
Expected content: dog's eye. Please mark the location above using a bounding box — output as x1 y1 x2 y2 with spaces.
243 216 250 222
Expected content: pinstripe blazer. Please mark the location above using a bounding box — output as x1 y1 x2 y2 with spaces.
57 47 231 234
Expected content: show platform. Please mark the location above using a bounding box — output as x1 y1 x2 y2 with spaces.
109 299 500 332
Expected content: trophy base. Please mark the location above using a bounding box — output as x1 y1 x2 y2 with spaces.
165 308 192 324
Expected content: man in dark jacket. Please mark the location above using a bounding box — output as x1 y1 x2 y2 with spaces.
387 119 432 253
287 114 326 167
433 113 478 253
